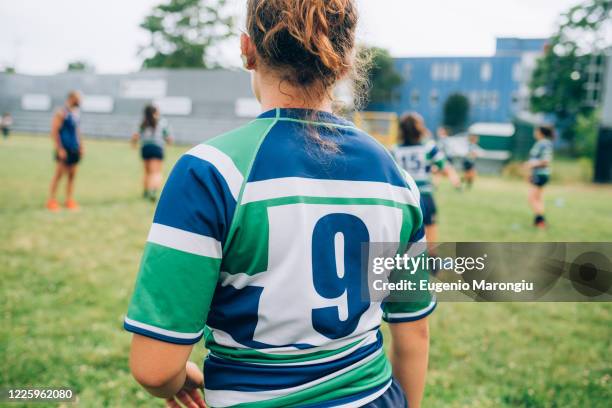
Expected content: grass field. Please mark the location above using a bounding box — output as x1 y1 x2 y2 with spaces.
1 135 611 408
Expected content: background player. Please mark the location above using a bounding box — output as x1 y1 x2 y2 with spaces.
131 104 173 202
125 1 435 407
47 91 83 211
525 125 554 228
393 112 460 250
1 112 12 140
462 133 483 189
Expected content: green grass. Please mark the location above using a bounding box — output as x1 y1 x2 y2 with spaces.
1 135 611 407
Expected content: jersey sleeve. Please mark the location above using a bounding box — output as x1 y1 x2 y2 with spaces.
382 169 436 323
124 149 238 344
427 142 446 170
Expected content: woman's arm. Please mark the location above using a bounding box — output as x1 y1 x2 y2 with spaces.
442 165 461 188
131 132 140 148
389 318 430 408
129 334 194 397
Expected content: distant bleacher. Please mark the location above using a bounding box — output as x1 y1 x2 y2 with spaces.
0 69 257 145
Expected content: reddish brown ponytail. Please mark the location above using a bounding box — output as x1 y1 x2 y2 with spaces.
247 0 358 95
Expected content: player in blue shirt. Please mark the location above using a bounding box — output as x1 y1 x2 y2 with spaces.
47 91 83 211
525 125 554 228
126 1 434 407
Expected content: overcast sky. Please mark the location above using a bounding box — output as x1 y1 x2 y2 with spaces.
0 0 580 75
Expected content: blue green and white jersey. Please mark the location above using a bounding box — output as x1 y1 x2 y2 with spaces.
139 118 170 148
124 108 435 408
391 140 446 195
529 139 553 176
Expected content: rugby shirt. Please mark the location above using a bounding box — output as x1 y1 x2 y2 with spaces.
125 108 436 407
529 139 553 176
391 140 446 195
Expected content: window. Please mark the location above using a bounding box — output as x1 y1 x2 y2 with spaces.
480 62 492 82
450 63 462 81
402 63 413 81
430 89 439 106
432 62 461 81
431 63 442 81
410 90 421 105
489 91 499 110
512 63 522 82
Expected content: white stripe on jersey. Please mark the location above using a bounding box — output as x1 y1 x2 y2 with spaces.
241 177 419 207
186 144 244 200
124 317 204 340
383 297 437 320
147 223 222 258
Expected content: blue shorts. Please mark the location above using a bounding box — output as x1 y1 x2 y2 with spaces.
362 377 408 408
420 193 437 226
141 144 164 160
530 174 549 187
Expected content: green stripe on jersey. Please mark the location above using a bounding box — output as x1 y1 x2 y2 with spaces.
232 351 391 408
222 196 420 276
127 242 220 334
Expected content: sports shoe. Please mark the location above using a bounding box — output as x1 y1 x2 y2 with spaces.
65 199 80 211
46 198 60 212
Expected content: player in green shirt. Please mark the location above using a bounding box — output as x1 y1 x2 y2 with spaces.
525 125 554 229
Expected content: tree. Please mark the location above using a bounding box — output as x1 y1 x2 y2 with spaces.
443 93 470 134
2 66 16 74
529 0 611 151
139 0 235 69
367 47 403 105
67 60 95 72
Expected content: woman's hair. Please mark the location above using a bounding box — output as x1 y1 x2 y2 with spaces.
538 125 555 140
399 113 425 145
246 0 361 102
141 104 158 130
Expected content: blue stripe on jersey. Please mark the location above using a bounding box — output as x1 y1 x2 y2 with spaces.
153 154 236 243
204 331 383 392
411 223 426 242
248 119 407 187
207 284 314 350
299 379 392 408
123 321 203 345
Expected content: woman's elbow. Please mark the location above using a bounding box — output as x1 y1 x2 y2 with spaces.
130 359 171 389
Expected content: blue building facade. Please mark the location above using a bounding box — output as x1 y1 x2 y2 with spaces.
371 38 547 132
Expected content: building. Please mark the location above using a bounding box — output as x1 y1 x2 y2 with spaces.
371 37 547 133
0 69 257 144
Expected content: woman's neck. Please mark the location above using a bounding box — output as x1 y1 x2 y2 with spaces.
257 74 333 113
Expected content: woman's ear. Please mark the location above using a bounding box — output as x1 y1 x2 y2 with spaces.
240 33 257 70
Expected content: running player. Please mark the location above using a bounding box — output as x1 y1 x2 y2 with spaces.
125 1 435 407
47 91 83 211
131 104 172 202
462 134 483 189
525 125 554 229
393 113 460 248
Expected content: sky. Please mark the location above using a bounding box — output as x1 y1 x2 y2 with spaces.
0 0 580 75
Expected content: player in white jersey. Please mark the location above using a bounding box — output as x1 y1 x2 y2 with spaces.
392 113 460 250
126 1 434 408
